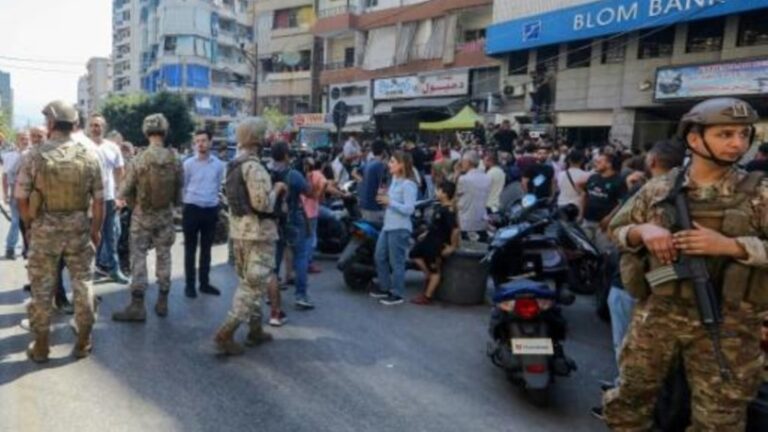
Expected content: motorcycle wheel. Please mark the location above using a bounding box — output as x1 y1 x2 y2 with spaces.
342 254 372 291
526 387 550 407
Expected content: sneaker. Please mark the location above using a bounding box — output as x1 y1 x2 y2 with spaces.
200 284 221 296
185 285 197 298
94 266 109 278
5 249 15 260
308 263 322 274
269 310 287 327
379 294 404 306
369 286 390 299
23 284 31 292
19 318 30 331
109 270 130 285
295 297 315 310
410 294 433 306
590 407 605 421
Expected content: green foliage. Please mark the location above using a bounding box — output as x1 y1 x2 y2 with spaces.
0 110 13 144
262 106 289 132
101 92 195 148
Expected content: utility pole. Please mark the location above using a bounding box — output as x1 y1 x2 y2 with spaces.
310 36 324 113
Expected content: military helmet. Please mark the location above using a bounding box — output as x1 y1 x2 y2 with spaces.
42 100 79 124
142 113 169 135
677 97 759 138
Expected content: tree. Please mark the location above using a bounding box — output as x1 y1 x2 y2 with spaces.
101 92 194 148
0 110 14 145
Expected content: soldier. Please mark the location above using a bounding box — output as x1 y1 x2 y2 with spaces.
15 101 104 362
112 114 182 322
603 97 768 430
214 118 282 355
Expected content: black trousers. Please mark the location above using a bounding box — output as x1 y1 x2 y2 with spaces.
182 204 219 289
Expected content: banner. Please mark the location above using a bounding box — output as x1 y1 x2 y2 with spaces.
373 72 469 100
654 57 768 100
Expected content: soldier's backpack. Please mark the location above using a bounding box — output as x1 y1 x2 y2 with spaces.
35 141 91 213
136 149 179 210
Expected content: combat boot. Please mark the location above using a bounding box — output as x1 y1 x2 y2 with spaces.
155 292 169 317
214 319 245 356
26 330 50 363
245 319 273 347
112 293 146 322
72 324 93 359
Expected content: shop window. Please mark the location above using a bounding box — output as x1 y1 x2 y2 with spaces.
299 50 312 70
686 17 724 53
638 26 675 59
507 51 528 75
601 36 626 64
464 29 486 43
566 40 591 68
164 36 177 53
344 48 355 67
536 45 559 71
738 11 768 47
365 0 378 8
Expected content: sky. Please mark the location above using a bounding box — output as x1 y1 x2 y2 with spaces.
0 0 112 127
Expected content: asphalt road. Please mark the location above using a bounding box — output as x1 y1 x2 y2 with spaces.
0 212 615 432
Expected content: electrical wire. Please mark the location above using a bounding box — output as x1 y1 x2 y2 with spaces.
0 63 82 74
0 54 84 66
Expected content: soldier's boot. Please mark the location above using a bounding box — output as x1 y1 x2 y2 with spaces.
155 292 169 317
214 319 245 356
72 324 93 359
244 319 273 347
112 293 146 322
26 330 50 363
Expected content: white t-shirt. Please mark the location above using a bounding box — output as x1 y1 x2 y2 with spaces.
556 167 591 210
72 131 108 194
93 139 125 200
1 149 22 187
486 165 506 212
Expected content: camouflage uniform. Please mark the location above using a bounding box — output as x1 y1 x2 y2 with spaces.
15 136 103 345
121 144 181 295
603 168 768 431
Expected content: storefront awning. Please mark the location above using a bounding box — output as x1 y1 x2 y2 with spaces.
556 111 613 128
419 106 483 131
374 97 466 114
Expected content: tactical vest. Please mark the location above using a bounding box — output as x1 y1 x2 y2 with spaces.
225 156 276 219
621 169 768 311
136 148 179 210
34 142 91 213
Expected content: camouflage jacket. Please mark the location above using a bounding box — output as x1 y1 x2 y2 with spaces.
229 158 278 242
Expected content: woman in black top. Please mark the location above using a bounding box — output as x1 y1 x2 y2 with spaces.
410 181 460 305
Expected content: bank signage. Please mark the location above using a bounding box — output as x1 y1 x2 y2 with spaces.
373 72 469 100
654 57 768 101
487 0 766 54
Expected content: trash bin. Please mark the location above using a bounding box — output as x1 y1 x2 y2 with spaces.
435 241 489 305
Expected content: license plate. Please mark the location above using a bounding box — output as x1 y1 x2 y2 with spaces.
511 338 554 355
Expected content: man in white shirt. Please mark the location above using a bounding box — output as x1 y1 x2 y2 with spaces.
555 148 591 216
484 151 506 213
457 151 491 242
2 130 29 259
88 114 128 283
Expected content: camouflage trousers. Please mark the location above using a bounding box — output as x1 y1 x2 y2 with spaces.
603 295 764 431
227 239 275 324
129 210 175 295
27 223 95 334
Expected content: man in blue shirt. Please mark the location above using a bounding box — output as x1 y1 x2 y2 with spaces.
271 142 315 310
182 130 225 298
354 139 387 223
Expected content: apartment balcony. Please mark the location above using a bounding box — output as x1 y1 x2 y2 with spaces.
313 6 358 37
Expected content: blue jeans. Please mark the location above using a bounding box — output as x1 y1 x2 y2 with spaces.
286 218 309 300
608 286 636 368
97 200 120 272
5 198 20 252
306 217 318 262
374 229 411 298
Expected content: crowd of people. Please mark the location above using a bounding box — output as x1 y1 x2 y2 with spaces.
1 96 768 430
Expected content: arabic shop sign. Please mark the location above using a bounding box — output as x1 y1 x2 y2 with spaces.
487 0 764 54
654 57 768 101
373 72 469 100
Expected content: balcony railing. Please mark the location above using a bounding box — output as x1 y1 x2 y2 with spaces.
317 5 358 19
457 38 486 54
323 60 356 71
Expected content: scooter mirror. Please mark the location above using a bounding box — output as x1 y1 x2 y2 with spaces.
521 194 537 209
532 174 546 187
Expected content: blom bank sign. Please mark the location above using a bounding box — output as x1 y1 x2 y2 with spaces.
487 0 765 54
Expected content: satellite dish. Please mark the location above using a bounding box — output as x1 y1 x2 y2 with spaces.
282 52 301 67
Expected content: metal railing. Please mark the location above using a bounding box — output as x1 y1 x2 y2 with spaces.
317 5 358 19
323 60 356 71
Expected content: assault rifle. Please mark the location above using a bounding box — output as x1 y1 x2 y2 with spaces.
660 168 732 381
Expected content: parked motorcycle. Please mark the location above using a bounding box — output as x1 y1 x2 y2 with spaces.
316 182 359 255
486 194 577 406
337 199 433 291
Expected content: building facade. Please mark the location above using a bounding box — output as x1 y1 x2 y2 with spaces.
312 0 500 133
78 58 112 118
254 0 321 116
0 70 13 124
113 0 256 145
487 0 768 148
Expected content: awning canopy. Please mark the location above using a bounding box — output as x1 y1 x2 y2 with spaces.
374 97 466 115
419 106 483 131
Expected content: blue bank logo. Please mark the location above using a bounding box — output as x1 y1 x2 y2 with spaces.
523 21 542 42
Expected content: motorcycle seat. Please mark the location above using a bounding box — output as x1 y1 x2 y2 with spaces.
493 279 557 303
